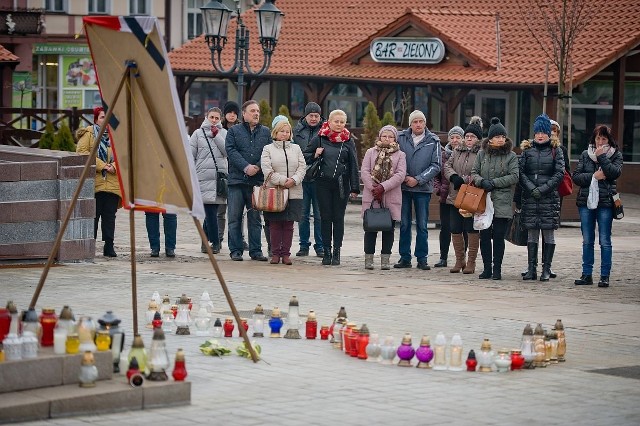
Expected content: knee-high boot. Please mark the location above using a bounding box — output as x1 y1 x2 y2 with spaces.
449 234 466 273
463 233 480 274
522 243 538 280
540 243 556 281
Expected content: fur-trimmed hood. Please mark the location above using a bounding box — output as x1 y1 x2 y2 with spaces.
520 136 561 151
455 139 481 153
481 136 513 154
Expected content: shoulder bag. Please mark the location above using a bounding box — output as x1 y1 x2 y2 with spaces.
363 200 393 232
552 148 573 197
252 145 290 212
505 209 528 246
453 183 487 214
612 192 624 220
202 130 228 198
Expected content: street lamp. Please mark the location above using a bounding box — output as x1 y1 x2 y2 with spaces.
201 0 284 106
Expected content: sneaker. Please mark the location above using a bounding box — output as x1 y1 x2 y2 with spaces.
165 249 175 258
230 252 243 261
250 254 268 261
574 274 593 285
417 261 431 270
150 249 160 258
296 248 309 257
393 259 412 269
597 276 609 288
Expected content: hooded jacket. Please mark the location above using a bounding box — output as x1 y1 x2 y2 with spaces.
190 119 228 204
433 143 452 203
572 147 623 208
225 122 271 186
396 128 441 193
471 138 519 219
518 138 565 230
443 139 481 206
76 125 121 198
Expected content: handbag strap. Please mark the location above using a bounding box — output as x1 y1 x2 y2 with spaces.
202 129 220 174
332 142 344 178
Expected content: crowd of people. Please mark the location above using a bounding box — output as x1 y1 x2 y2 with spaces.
81 101 624 287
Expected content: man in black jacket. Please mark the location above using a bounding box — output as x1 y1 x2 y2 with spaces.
225 100 271 261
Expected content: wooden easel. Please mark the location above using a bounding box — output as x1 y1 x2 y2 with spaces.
29 61 259 362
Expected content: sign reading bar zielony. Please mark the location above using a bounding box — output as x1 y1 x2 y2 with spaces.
370 37 445 64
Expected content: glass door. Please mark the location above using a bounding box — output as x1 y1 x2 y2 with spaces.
477 92 509 138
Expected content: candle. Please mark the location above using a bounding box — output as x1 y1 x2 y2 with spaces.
53 328 67 354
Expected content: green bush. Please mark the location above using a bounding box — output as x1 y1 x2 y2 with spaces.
277 105 293 125
362 102 381 151
258 99 272 127
38 121 56 150
381 111 396 127
54 123 77 152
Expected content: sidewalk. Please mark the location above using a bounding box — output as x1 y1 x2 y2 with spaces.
2 194 640 425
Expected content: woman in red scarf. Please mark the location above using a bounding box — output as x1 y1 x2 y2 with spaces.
303 109 360 266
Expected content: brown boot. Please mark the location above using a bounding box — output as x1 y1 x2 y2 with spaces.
463 233 480 274
449 234 466 273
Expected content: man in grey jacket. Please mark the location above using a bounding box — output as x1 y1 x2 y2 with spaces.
394 110 441 270
225 100 271 261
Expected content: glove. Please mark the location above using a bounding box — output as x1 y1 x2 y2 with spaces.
450 174 465 190
372 184 385 201
531 187 542 199
480 179 495 192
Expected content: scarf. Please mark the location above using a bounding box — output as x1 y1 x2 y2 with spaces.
588 145 616 162
318 121 350 143
371 140 399 184
94 124 110 163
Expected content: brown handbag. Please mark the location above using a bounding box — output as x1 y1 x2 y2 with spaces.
454 183 487 214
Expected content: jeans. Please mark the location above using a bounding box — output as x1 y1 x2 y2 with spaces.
299 181 323 251
578 206 613 276
398 191 431 263
203 204 220 247
227 184 263 257
145 212 177 250
364 221 396 254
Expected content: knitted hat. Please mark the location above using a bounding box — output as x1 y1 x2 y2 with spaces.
533 114 552 136
93 106 104 124
271 114 290 129
223 101 239 116
408 110 426 124
447 126 464 140
487 117 507 139
378 125 398 140
550 119 560 132
464 116 483 140
304 102 321 116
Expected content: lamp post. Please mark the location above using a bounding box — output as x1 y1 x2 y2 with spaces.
201 0 284 106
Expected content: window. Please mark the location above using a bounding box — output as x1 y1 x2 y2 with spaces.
89 0 110 14
129 0 150 15
326 84 369 127
45 0 67 12
187 0 206 40
187 81 228 116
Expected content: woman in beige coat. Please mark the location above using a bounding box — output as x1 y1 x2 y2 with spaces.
260 116 306 265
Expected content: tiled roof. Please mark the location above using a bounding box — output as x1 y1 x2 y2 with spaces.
168 0 640 86
0 44 19 62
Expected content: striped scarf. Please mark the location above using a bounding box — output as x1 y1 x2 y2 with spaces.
94 124 111 163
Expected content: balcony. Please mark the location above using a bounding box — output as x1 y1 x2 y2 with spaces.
0 9 44 36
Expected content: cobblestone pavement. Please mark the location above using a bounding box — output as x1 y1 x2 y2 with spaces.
3 195 640 425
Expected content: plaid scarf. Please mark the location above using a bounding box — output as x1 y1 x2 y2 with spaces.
318 121 351 143
94 124 111 163
371 140 399 184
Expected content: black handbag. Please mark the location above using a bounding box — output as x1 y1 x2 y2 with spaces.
305 157 321 182
505 210 527 246
363 200 393 232
202 129 228 198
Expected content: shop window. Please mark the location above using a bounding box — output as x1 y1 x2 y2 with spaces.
129 0 150 15
45 0 67 12
290 82 305 117
326 84 368 127
89 0 110 14
187 81 228 117
187 0 206 39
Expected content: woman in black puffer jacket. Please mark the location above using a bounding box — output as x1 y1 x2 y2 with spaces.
518 114 565 281
572 125 623 288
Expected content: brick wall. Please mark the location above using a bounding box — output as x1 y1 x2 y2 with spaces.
0 146 96 262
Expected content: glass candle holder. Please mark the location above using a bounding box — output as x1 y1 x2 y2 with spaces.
357 324 370 360
65 333 80 354
39 307 58 347
432 332 447 371
95 330 111 351
494 348 512 373
365 332 381 362
379 335 396 365
415 335 434 369
320 325 330 340
449 333 464 371
396 333 415 367
510 349 525 370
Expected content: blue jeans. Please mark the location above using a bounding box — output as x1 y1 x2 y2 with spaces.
145 212 177 250
398 191 431 263
227 184 263 257
578 206 613 276
298 181 323 251
203 204 220 247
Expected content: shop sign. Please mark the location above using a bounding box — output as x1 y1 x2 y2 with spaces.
33 43 90 55
370 37 445 64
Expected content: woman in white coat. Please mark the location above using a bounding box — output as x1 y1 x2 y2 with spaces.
190 107 228 253
261 115 306 265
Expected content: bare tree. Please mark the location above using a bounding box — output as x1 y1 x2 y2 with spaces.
391 90 412 128
516 0 596 145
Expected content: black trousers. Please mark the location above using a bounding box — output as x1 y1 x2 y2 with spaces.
364 221 396 254
316 178 349 249
449 205 477 234
438 203 452 259
94 191 119 243
479 217 509 269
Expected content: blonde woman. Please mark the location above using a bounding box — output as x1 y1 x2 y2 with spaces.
260 116 306 265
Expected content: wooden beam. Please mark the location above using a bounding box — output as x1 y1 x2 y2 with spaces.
612 56 626 142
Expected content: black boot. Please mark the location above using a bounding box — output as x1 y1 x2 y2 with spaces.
541 242 557 278
523 243 538 280
331 248 341 265
492 266 502 280
574 274 593 285
479 264 492 279
539 243 556 281
103 241 117 257
322 248 332 265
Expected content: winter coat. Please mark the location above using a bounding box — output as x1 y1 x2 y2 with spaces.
76 125 121 199
443 140 481 206
471 138 519 219
518 138 565 230
396 128 441 193
225 122 272 186
260 140 306 200
433 143 452 203
572 147 623 208
293 117 322 152
190 119 228 204
360 147 407 221
303 135 360 195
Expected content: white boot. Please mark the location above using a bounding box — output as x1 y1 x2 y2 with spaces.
380 254 391 270
365 254 374 270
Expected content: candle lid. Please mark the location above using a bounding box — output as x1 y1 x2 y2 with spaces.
213 318 222 327
480 338 492 351
6 301 17 314
522 323 533 336
175 348 185 362
131 334 145 348
306 310 317 321
271 307 281 318
419 335 431 346
288 296 299 307
554 319 564 330
401 333 412 344
337 306 347 319
254 304 264 314
42 307 56 314
359 324 369 336
81 351 95 365
179 294 190 305
152 328 166 340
